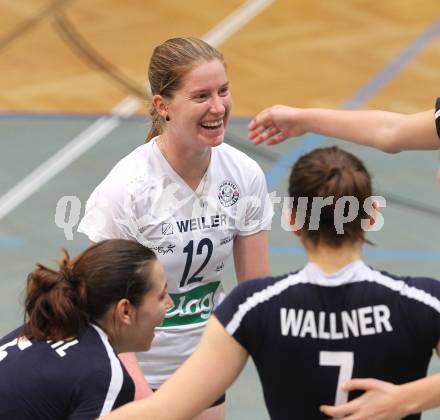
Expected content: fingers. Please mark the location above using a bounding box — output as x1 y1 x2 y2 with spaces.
249 124 282 145
249 105 304 145
320 399 359 418
320 404 341 418
248 107 277 144
247 118 258 131
248 124 269 144
342 378 384 392
320 379 395 419
267 132 288 145
250 107 274 129
248 122 274 144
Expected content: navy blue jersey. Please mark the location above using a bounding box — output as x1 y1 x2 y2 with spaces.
215 261 440 420
435 97 440 139
0 324 134 419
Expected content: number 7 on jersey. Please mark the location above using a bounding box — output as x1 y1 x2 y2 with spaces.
319 351 354 405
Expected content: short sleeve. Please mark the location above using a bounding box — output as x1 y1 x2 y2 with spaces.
418 277 440 348
69 369 110 419
69 366 134 419
236 163 274 236
214 282 258 352
396 275 440 349
77 180 135 243
435 98 440 140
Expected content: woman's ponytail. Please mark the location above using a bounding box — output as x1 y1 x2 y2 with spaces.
145 106 164 143
22 250 87 341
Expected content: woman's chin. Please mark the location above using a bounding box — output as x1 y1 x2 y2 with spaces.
198 128 226 146
142 336 154 352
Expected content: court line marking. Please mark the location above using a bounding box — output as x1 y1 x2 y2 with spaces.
265 17 440 191
0 0 274 222
0 97 139 220
203 0 274 46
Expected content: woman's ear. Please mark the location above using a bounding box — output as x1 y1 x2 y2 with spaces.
152 95 169 120
285 208 302 237
368 200 380 227
114 299 133 327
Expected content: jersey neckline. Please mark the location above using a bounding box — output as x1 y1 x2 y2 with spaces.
304 260 367 286
151 136 215 197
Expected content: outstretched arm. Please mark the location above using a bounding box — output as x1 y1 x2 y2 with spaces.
248 105 438 152
102 317 248 420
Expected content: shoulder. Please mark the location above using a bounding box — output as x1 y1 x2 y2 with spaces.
101 143 153 186
75 325 113 364
216 143 263 173
215 272 301 329
68 327 134 416
47 326 113 376
87 143 158 201
214 143 267 197
375 268 440 295
361 265 440 310
64 327 116 389
233 272 299 297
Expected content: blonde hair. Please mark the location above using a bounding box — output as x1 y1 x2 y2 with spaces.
145 37 225 142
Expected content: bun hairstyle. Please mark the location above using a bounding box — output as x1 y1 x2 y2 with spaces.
288 146 373 247
145 37 225 143
22 239 157 341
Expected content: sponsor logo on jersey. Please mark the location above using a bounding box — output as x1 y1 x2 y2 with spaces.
162 223 173 235
162 281 220 327
219 235 234 246
175 214 227 233
215 262 224 272
218 180 239 207
151 243 176 255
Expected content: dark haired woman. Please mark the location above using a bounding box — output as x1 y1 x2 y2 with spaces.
0 239 172 420
104 147 440 420
248 101 440 418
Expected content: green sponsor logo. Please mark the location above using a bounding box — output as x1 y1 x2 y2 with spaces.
162 281 220 327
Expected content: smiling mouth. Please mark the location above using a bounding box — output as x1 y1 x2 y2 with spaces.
200 119 223 129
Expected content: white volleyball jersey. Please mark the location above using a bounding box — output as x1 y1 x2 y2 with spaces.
78 137 273 387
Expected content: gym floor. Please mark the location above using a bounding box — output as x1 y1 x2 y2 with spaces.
1 1 439 418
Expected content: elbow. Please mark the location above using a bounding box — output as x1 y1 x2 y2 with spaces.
378 143 402 154
376 129 403 154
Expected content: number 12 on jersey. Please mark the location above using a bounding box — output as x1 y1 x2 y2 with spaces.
180 239 213 288
319 351 354 405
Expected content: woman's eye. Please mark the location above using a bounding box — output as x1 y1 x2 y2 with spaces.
219 87 229 96
194 93 208 101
